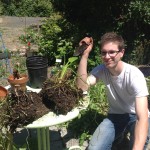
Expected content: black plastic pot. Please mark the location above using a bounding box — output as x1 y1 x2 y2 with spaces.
26 56 48 88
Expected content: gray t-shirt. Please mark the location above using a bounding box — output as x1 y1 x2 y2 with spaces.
90 62 149 114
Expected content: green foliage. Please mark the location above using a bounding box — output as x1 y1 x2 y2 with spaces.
38 13 79 66
87 45 103 71
0 1 4 15
59 57 78 80
128 0 150 24
33 0 53 17
11 52 27 74
3 0 150 65
37 13 101 68
0 63 7 78
51 56 79 82
126 39 150 65
67 81 108 145
57 39 73 64
52 0 150 65
19 28 40 45
115 0 150 65
1 0 53 16
89 82 108 115
0 51 27 78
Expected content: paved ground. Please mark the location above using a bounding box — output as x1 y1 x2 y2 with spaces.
13 126 88 150
0 16 43 52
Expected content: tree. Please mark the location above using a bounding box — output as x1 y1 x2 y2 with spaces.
51 0 150 65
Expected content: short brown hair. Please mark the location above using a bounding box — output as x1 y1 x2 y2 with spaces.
100 32 125 50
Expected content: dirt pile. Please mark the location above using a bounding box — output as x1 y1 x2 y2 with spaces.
40 78 83 114
7 91 50 133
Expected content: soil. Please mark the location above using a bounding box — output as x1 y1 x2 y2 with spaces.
41 77 83 114
6 90 50 133
1 71 83 134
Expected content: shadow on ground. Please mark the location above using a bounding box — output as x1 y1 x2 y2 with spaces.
13 128 65 150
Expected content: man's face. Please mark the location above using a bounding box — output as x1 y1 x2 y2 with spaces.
101 42 124 69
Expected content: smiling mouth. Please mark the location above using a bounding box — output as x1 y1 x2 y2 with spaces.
104 61 112 65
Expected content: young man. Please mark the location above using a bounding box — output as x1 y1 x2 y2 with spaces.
76 32 150 150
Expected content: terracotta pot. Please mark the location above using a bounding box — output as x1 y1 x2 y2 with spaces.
8 74 28 92
0 86 8 101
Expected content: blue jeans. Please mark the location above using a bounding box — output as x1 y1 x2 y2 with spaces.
88 114 150 150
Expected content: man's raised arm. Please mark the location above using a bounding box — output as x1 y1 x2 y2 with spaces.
76 37 93 91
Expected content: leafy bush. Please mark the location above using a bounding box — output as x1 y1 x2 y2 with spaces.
52 0 150 65
38 13 79 66
1 0 53 17
67 81 108 145
4 0 150 65
38 14 102 69
19 29 39 45
115 0 150 65
0 1 4 15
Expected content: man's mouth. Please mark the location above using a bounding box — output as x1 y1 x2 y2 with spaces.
104 61 112 65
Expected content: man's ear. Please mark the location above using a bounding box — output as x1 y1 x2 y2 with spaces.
120 49 125 57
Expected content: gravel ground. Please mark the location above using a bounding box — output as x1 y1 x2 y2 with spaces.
0 16 44 52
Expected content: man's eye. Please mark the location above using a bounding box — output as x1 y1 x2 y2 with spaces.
101 52 106 55
109 51 116 54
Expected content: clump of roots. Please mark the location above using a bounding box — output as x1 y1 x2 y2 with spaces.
40 77 83 115
6 90 50 133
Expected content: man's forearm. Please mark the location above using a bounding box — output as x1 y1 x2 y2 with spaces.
133 119 148 150
76 54 89 91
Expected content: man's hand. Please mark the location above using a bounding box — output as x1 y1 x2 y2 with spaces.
79 37 93 56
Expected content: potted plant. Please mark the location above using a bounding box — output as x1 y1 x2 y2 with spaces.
40 57 83 114
25 41 38 57
7 63 28 92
